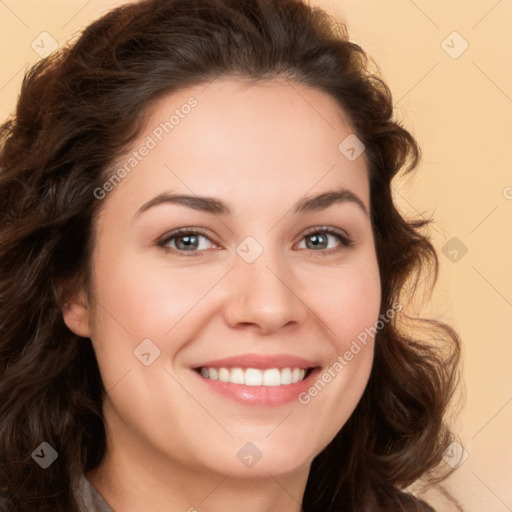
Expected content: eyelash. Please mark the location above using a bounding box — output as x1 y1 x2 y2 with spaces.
157 226 354 258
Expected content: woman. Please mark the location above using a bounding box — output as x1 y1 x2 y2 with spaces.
0 0 462 510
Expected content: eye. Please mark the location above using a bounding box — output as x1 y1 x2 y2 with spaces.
157 227 217 256
295 227 353 256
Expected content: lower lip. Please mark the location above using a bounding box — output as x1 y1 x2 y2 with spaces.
192 368 321 406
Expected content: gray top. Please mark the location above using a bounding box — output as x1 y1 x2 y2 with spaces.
76 474 114 512
0 475 114 512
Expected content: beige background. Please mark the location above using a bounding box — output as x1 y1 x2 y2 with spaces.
1 1 511 510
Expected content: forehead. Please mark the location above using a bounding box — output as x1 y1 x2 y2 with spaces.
100 77 370 219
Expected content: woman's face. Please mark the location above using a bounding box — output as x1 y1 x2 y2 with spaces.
65 77 381 479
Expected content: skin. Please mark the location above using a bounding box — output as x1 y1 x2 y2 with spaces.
63 77 381 512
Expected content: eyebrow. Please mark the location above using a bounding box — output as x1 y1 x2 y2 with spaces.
135 187 368 218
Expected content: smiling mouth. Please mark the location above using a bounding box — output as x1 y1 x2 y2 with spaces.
194 366 316 386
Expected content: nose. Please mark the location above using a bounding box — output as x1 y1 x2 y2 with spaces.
222 245 308 335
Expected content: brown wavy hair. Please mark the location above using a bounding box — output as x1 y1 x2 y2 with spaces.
0 0 462 510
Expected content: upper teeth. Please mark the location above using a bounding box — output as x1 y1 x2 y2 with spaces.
199 367 307 386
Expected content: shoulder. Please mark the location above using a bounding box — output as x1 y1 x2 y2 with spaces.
407 483 464 512
75 474 115 512
0 476 111 512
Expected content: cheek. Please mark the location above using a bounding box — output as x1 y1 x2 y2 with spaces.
303 261 381 348
91 253 217 339
87 250 229 391
276 264 381 458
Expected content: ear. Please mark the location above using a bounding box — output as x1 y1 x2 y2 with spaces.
61 289 91 338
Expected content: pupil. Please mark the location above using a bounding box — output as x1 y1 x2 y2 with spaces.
308 233 326 249
178 235 197 250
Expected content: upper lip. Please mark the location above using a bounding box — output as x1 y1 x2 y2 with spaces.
192 353 320 370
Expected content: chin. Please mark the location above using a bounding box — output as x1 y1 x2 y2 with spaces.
191 434 319 478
